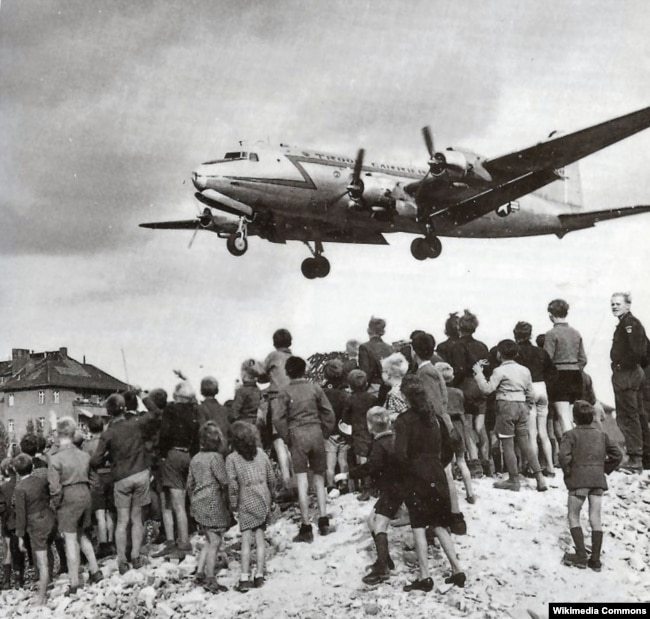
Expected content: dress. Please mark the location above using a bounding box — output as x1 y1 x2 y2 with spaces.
187 451 231 530
226 448 274 531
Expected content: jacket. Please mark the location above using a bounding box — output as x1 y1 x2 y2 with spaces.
611 311 648 370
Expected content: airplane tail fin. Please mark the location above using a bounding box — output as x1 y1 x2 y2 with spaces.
535 162 583 210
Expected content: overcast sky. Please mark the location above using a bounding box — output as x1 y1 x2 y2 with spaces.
2 0 650 402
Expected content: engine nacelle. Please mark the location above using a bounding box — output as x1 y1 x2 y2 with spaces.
359 173 397 208
441 148 492 183
199 207 214 228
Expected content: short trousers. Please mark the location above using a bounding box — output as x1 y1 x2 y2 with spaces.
113 469 151 509
325 435 350 456
494 401 530 439
352 435 372 459
530 382 549 418
91 471 114 512
160 448 191 490
57 484 92 533
450 416 467 458
288 424 326 474
26 509 55 551
404 484 451 529
569 487 604 498
459 377 488 416
374 485 407 520
549 370 583 404
197 524 228 536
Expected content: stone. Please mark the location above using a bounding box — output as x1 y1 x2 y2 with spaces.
138 585 157 609
364 603 380 615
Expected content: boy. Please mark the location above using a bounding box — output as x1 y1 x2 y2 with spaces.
559 400 622 570
350 407 402 585
473 339 548 492
274 356 335 542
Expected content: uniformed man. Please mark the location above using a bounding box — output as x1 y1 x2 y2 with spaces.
610 292 650 472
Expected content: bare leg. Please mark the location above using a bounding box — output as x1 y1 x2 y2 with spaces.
240 530 252 578
63 532 80 588
455 456 474 500
95 510 108 545
434 527 463 574
79 533 99 573
411 528 430 580
325 444 337 488
312 473 327 518
445 465 460 513
255 528 265 576
273 437 292 487
295 473 310 524
130 505 145 559
204 530 220 578
169 489 188 545
587 495 602 531
34 549 49 605
160 490 174 542
196 541 208 576
537 415 554 473
567 494 585 529
528 408 539 464
114 507 130 563
554 401 573 435
474 413 490 462
501 437 518 480
463 415 479 461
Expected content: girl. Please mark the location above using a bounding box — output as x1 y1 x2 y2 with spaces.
186 421 230 593
226 421 274 592
381 352 409 425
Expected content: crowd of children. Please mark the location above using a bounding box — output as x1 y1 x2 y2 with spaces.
0 303 636 605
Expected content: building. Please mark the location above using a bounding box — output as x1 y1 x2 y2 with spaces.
0 347 129 441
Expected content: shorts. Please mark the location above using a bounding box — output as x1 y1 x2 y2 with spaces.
569 488 604 498
113 469 151 509
459 377 488 416
288 424 326 474
352 434 372 459
374 485 407 520
197 523 228 536
325 435 350 457
494 401 530 439
404 482 452 529
160 448 191 490
57 484 92 533
530 382 549 418
549 370 583 404
91 471 114 512
450 416 466 458
26 509 55 551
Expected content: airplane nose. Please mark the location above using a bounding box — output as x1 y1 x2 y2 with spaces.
192 170 206 190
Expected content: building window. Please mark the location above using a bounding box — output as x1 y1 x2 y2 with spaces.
8 419 14 433
0 376 4 384
8 394 14 407
53 391 60 404
38 390 45 405
38 417 46 431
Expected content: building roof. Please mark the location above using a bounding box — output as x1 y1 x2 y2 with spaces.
1 349 129 393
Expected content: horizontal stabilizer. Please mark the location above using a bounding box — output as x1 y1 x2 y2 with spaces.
557 204 650 235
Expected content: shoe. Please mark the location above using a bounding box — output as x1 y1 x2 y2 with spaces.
366 556 395 571
403 577 433 592
469 460 483 479
65 585 79 597
357 489 372 502
587 558 602 572
536 481 548 492
362 567 389 585
204 579 229 593
642 458 650 471
118 561 130 575
131 556 149 569
542 468 556 478
174 542 193 558
96 542 113 560
253 575 265 588
481 460 494 477
328 487 341 499
562 552 588 569
449 513 467 536
215 553 229 570
194 573 207 586
620 456 642 473
493 478 520 492
293 523 314 543
318 516 330 536
444 572 466 588
235 579 252 593
151 541 176 558
466 494 476 504
88 570 104 585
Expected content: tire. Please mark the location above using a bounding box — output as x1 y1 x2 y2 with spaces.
425 236 442 258
314 257 331 278
226 233 248 256
301 258 318 279
410 237 429 261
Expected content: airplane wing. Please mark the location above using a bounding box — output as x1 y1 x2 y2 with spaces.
557 204 650 235
140 219 200 230
425 105 650 227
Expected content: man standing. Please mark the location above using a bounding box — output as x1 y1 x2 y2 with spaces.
610 292 650 472
359 317 393 394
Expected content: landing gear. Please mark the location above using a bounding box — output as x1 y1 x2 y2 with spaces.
301 241 331 279
410 235 442 261
226 217 249 256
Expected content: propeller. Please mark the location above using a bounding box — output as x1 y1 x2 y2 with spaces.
326 148 366 207
188 207 213 249
415 126 447 214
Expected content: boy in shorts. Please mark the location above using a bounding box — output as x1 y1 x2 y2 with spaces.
274 356 335 542
473 340 548 492
350 407 402 585
559 400 622 570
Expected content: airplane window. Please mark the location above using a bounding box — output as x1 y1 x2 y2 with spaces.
249 153 259 162
225 152 247 160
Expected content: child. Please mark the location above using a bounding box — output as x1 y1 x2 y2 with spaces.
226 421 275 592
48 417 103 594
343 369 377 501
0 458 23 590
473 340 548 492
558 400 622 570
81 415 115 559
231 360 264 426
187 421 230 593
435 362 475 504
349 407 402 585
381 353 409 425
274 356 335 541
198 378 229 454
13 454 55 605
321 359 351 498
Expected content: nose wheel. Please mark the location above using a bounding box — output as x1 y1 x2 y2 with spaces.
301 241 330 279
226 217 249 256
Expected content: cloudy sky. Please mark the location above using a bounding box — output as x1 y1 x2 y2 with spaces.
2 0 650 402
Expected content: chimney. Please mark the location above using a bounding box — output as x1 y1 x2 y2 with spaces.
59 347 68 358
12 349 30 362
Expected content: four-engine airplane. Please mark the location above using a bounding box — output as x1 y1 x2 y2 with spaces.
141 106 650 278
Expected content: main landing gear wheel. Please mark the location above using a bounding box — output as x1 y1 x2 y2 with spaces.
301 256 330 279
226 233 248 256
410 236 442 261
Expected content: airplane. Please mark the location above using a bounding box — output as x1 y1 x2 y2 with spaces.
140 106 650 279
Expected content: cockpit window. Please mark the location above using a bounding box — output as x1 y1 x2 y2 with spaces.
224 151 248 160
249 153 259 162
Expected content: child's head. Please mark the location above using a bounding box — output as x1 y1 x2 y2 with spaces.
381 353 408 386
367 316 387 338
497 339 519 361
124 390 139 412
547 298 569 319
273 328 292 349
240 359 263 382
285 356 307 380
57 417 78 440
513 321 532 343
0 458 14 478
199 421 224 452
535 333 545 348
366 406 390 435
149 387 169 409
434 361 454 385
229 421 259 461
411 332 435 361
105 393 126 417
345 339 361 357
173 381 196 403
12 453 32 476
19 433 39 457
444 312 459 338
87 415 105 435
458 309 479 336
573 400 594 426
323 358 344 386
347 369 368 392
